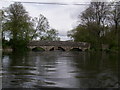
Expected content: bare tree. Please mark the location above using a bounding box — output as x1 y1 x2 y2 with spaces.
80 2 111 37
110 2 120 30
81 2 110 26
31 14 49 40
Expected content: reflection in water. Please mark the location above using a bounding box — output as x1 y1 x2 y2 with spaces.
2 51 119 88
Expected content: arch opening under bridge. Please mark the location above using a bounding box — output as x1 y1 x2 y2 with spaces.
70 48 82 51
32 47 45 51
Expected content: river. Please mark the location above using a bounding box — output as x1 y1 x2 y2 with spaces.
1 51 119 88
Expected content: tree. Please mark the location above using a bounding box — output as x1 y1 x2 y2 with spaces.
0 9 10 49
102 2 120 48
31 15 60 41
68 24 103 49
3 2 33 51
110 2 120 30
69 2 110 48
0 9 4 49
41 29 60 41
68 1 120 51
68 2 119 50
31 14 49 40
80 2 110 36
67 25 89 42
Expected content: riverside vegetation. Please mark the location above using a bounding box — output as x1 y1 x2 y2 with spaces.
67 2 120 52
1 2 60 51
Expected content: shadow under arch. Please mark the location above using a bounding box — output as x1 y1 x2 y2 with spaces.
58 47 65 51
49 47 54 51
49 47 65 51
32 47 45 52
70 48 82 51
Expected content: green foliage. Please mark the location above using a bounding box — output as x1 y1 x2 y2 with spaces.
31 14 50 40
68 26 89 42
68 24 102 49
2 2 60 51
2 39 10 49
2 2 33 51
41 29 60 41
0 9 4 48
68 2 120 51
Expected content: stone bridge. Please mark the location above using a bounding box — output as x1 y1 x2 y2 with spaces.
28 41 90 51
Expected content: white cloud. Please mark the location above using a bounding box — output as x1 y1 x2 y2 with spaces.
0 0 12 8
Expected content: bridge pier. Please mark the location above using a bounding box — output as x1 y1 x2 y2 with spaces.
28 46 36 50
41 46 54 51
64 47 71 51
54 47 58 50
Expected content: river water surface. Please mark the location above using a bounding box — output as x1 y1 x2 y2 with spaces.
1 51 119 88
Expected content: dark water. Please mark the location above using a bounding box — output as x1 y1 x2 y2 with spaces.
1 51 119 88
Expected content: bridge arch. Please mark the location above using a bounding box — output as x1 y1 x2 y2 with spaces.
70 47 82 51
49 46 65 51
49 47 54 51
58 47 65 51
32 47 45 51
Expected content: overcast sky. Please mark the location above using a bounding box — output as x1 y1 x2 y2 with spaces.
1 0 112 41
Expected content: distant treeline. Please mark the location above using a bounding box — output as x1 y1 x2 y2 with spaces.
0 2 60 51
68 2 120 52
